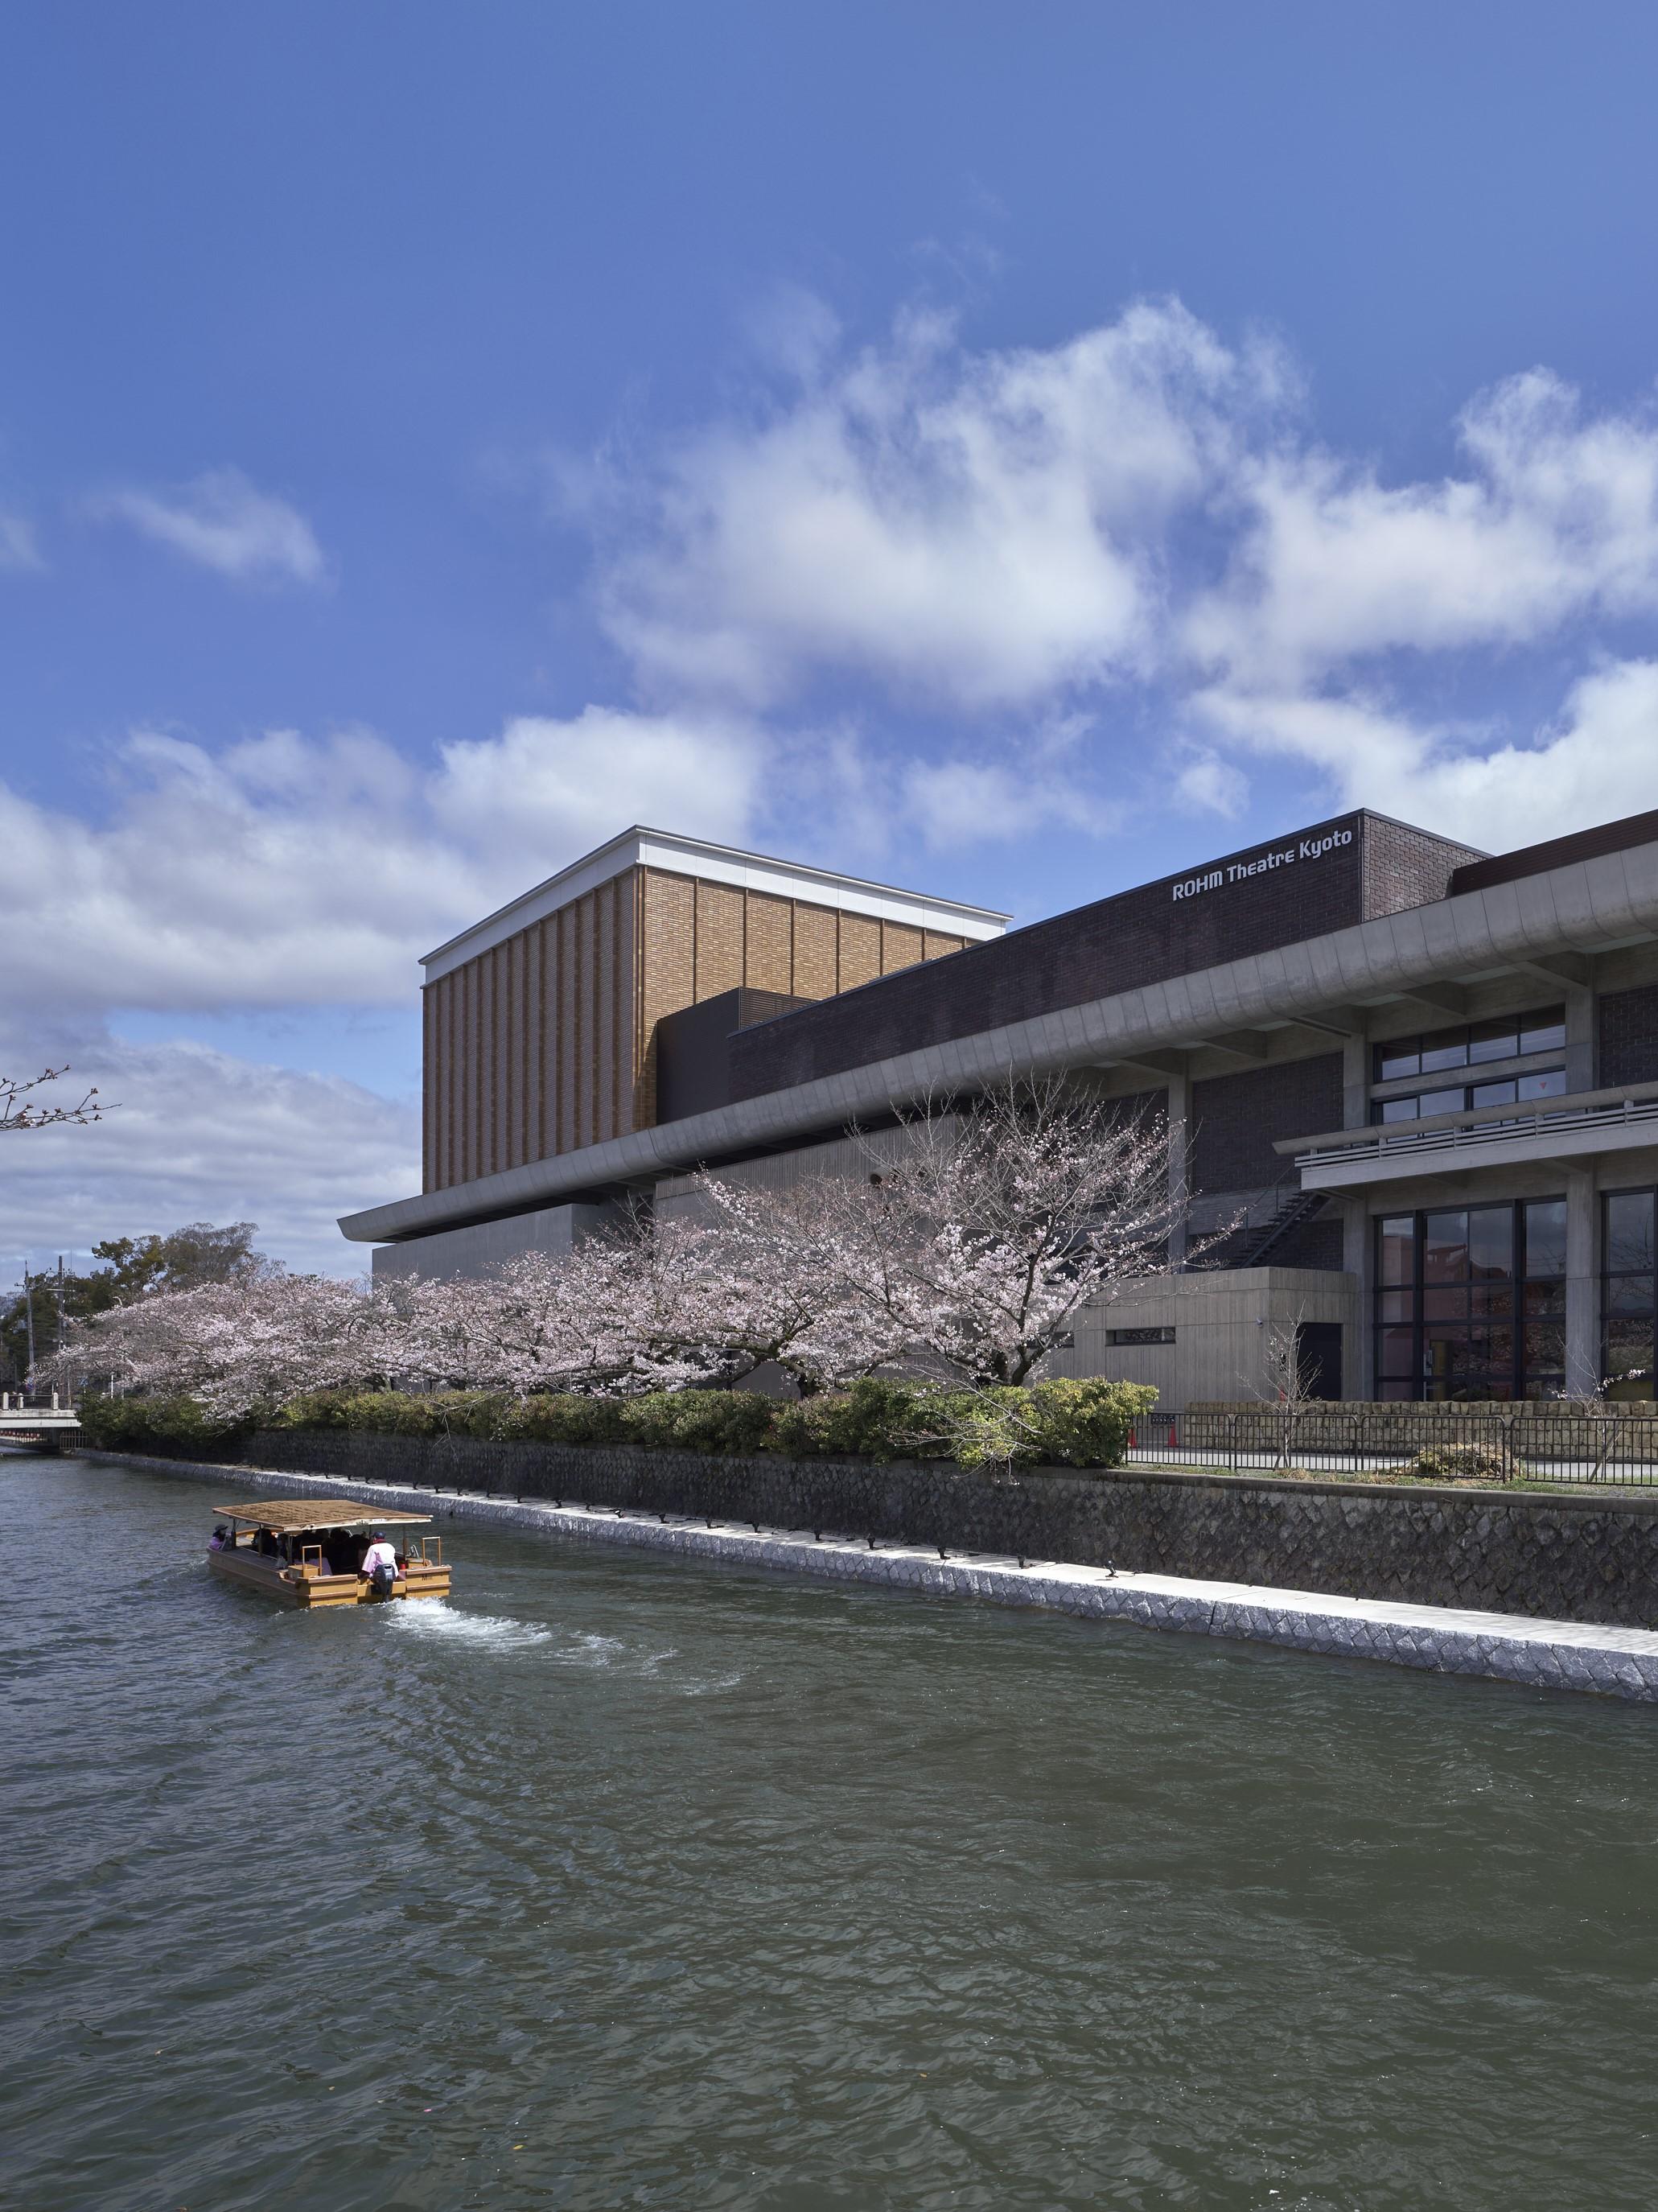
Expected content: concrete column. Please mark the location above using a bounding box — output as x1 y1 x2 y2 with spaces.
1166 1069 1190 1271
1343 1197 1373 1398
1564 981 1595 1096
1342 1028 1370 1130
1565 1165 1600 1398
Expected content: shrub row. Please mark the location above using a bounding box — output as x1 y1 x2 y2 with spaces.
79 1376 1158 1471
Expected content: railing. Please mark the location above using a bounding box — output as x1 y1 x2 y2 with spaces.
1298 1092 1658 1172
1124 1407 1658 1485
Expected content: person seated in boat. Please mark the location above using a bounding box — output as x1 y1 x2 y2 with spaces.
360 1530 400 1595
208 1525 228 1552
253 1526 279 1559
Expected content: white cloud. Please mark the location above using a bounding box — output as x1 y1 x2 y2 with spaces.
591 299 1279 710
1195 660 1658 852
1185 370 1658 689
96 466 327 584
0 508 43 570
433 706 759 858
0 1028 417 1279
0 708 763 1017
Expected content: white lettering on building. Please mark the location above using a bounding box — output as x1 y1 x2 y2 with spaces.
1170 826 1352 902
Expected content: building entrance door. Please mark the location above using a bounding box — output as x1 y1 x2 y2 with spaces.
1296 1322 1343 1400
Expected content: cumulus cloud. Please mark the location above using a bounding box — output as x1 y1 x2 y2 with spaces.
0 708 763 1016
95 466 327 584
590 299 1281 710
1187 370 1658 689
0 1026 417 1279
1195 660 1658 853
569 296 1658 853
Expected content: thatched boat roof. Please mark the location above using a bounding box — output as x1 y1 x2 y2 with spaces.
212 1498 432 1531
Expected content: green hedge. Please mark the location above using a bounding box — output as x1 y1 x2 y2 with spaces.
79 1375 1158 1471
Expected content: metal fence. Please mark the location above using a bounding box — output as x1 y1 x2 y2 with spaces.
1124 1407 1658 1486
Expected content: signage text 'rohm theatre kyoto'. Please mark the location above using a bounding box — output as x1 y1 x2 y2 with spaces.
1170 827 1355 903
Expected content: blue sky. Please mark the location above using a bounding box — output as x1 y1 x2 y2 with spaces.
6 2 1658 1271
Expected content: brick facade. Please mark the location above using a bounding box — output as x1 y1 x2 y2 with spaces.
1598 983 1658 1091
1190 1054 1344 1196
730 813 1477 1104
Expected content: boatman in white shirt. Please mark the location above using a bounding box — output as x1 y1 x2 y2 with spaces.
361 1531 400 1594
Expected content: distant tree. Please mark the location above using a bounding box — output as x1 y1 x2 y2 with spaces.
1 1221 280 1385
1 1067 106 1131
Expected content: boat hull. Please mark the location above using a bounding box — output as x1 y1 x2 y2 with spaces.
208 1549 450 1607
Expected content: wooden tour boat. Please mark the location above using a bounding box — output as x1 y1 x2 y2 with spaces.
208 1498 451 1608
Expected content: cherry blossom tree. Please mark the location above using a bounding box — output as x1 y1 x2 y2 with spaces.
822 1078 1179 1386
2 1066 106 1131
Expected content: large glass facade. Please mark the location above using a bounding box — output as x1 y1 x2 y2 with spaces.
1372 1007 1565 1082
1603 1189 1656 1401
1373 1200 1568 1400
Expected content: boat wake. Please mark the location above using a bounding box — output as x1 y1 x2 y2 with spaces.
388 1602 551 1652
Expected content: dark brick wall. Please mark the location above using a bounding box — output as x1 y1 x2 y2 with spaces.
183 1427 1658 1629
1190 1053 1343 1195
1364 814 1486 917
1598 984 1658 1091
1450 806 1658 897
727 812 1475 1106
656 987 815 1124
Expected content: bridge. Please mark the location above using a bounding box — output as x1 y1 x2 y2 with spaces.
0 1394 82 1450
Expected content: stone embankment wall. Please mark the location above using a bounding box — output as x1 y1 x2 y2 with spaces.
184 1426 1658 1630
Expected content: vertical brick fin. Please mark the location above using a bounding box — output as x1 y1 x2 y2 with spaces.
695 880 745 998
922 932 963 962
640 870 697 1131
422 984 437 1192
881 921 925 974
839 913 881 990
746 892 795 994
792 903 839 999
558 904 578 1159
594 882 616 1145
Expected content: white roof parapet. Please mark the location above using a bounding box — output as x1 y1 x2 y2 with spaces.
343 834 1658 1246
421 826 1011 981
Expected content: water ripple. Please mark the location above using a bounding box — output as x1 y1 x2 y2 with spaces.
3 1457 1656 2212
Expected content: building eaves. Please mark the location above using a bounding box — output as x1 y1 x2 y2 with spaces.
342 837 1658 1245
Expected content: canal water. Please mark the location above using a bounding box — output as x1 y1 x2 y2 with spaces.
5 1458 1656 2211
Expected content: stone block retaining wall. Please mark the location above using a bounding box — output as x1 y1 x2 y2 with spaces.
180 1426 1658 1630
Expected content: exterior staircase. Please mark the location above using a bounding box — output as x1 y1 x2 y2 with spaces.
1235 1183 1328 1268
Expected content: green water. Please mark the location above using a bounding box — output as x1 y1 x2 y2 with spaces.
4 1456 1656 2210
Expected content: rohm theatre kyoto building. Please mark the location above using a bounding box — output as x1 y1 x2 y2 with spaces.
340 807 1658 1410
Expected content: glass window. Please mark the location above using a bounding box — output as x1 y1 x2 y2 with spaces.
1471 1283 1515 1317
1423 1286 1467 1321
1378 1288 1414 1322
1377 1217 1416 1285
1605 1322 1655 1393
1523 1279 1567 1316
1423 1211 1469 1282
1376 1037 1421 1081
1606 1191 1655 1275
1378 1094 1421 1123
1469 1017 1520 1063
1523 1199 1568 1279
1418 1087 1467 1118
1607 1277 1655 1316
1376 1325 1417 1377
1420 1033 1470 1073
1516 1068 1567 1102
1471 1078 1517 1108
1468 1206 1514 1279
1520 1007 1566 1055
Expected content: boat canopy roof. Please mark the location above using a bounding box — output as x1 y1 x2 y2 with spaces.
212 1498 433 1532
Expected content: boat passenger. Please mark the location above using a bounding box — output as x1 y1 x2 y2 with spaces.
208 1525 227 1552
361 1530 400 1596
